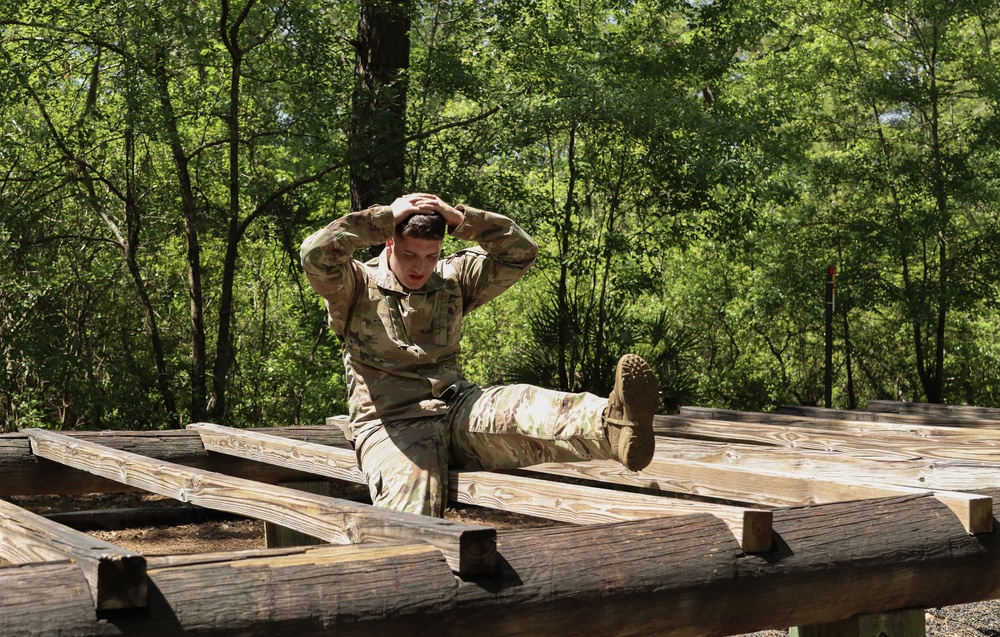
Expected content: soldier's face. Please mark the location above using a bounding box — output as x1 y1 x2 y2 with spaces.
387 234 442 291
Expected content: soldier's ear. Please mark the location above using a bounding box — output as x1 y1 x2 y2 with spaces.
385 238 394 251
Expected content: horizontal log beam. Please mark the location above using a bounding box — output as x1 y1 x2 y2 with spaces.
526 455 993 534
0 426 350 496
685 405 1000 441
5 494 1000 636
190 422 772 552
0 498 146 610
866 400 1000 421
24 429 495 576
659 412 1000 463
452 469 772 553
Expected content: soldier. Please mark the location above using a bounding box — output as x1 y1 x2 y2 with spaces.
300 192 659 517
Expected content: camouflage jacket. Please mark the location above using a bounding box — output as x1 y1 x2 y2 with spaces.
300 204 538 433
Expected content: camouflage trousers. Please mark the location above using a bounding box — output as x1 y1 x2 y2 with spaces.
353 384 612 517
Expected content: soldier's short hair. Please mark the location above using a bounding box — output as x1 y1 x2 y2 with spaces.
397 213 446 240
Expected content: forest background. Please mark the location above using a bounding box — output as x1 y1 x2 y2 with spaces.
2 0 999 431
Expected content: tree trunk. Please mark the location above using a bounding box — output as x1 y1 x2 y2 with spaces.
349 0 412 212
153 47 209 422
556 125 579 392
210 0 251 422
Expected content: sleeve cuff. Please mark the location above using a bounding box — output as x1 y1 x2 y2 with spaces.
450 205 485 241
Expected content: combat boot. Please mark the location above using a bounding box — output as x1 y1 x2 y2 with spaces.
603 354 659 472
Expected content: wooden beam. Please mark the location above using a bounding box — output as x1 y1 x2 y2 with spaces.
6 494 1000 636
776 406 1000 445
189 422 363 483
0 426 351 496
453 470 773 552
687 404 1000 434
526 455 993 535
189 422 772 552
866 400 1000 421
24 429 495 577
648 434 1000 495
0 498 146 610
658 412 1000 462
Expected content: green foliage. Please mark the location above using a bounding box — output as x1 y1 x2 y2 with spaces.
3 0 1000 431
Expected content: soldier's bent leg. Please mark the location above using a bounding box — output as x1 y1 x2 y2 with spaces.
447 384 613 471
354 418 449 517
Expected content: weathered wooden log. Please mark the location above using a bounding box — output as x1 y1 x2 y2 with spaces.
685 405 1000 440
773 406 1000 448
0 498 146 610
866 400 1000 421
25 429 496 576
5 494 1000 637
0 561 102 637
452 469 773 552
659 412 1000 462
190 422 772 552
0 426 349 496
686 404 976 428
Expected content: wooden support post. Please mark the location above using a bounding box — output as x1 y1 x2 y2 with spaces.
0 497 146 609
264 481 330 548
24 429 495 577
190 422 773 552
791 608 926 637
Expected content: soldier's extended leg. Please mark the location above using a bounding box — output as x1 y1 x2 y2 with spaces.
447 353 659 472
353 418 449 517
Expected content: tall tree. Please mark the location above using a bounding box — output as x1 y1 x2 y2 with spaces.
349 0 412 210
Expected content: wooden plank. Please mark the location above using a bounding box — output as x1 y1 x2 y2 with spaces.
190 422 772 552
0 426 351 496
775 404 1000 428
24 429 495 577
189 422 363 483
659 412 1000 463
686 404 976 428
0 498 146 610
451 470 773 552
867 400 1000 421
525 455 993 534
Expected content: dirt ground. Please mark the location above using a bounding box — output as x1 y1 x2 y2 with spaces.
5 491 997 636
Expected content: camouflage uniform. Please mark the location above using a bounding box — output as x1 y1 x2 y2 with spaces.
301 204 613 517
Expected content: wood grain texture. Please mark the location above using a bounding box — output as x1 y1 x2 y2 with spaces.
25 429 496 576
525 454 992 534
659 412 1000 462
0 426 350 496
0 562 108 637
452 469 772 552
685 405 1000 446
0 497 146 609
191 422 772 552
8 496 1000 636
866 400 1000 421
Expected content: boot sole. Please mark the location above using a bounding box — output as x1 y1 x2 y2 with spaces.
615 354 659 471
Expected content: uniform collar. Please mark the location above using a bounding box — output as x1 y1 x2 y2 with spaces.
372 248 445 294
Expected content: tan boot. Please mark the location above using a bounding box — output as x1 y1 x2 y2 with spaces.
603 354 659 472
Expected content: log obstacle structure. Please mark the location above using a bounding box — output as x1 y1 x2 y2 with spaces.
4 402 1000 635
